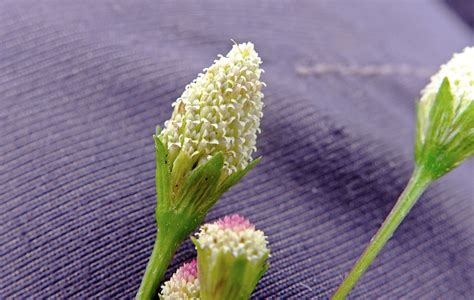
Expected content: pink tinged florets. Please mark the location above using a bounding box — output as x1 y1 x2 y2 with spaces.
174 259 198 281
214 214 254 232
196 215 269 261
159 259 200 299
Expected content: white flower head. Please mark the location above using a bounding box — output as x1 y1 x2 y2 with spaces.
160 259 200 300
160 42 264 176
415 46 474 178
419 46 474 142
193 215 270 300
195 214 269 262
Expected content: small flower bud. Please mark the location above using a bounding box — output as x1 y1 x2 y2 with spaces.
160 259 200 300
160 42 264 176
193 215 270 300
415 47 474 178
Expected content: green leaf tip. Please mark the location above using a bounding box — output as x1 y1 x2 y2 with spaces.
174 152 224 216
155 125 162 136
154 134 171 213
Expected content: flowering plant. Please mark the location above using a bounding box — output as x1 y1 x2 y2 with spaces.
333 47 474 299
136 42 265 299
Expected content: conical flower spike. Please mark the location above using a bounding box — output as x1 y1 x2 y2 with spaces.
333 48 474 299
193 215 270 300
160 259 200 300
137 42 264 299
160 42 264 177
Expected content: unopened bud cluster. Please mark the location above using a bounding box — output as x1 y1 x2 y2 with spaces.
160 259 199 300
196 214 269 261
160 42 264 175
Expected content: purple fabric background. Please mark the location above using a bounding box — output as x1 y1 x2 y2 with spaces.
1 1 473 299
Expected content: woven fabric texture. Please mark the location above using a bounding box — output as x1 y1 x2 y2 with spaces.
1 1 473 299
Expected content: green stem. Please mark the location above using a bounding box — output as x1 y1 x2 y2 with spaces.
332 166 433 299
136 230 181 300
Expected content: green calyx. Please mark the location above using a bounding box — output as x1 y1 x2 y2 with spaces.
155 132 260 271
193 241 269 300
154 134 261 223
415 77 474 180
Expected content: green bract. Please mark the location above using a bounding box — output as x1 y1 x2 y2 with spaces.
153 134 261 239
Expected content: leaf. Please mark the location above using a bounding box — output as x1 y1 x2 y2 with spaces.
154 135 171 214
250 254 270 294
175 152 224 214
444 101 474 163
214 156 262 199
425 77 454 149
169 151 193 201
